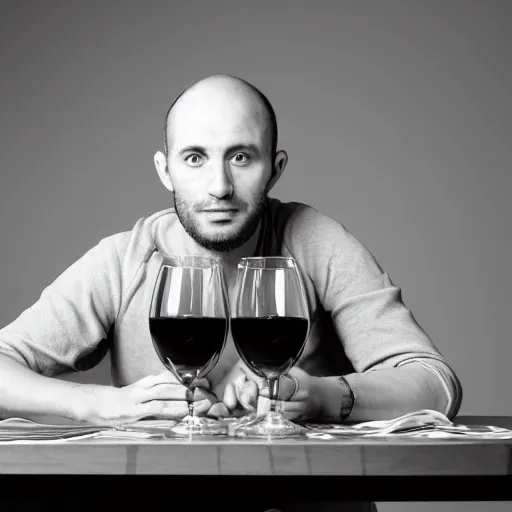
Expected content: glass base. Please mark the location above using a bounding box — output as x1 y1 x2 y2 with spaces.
229 411 307 439
168 415 227 437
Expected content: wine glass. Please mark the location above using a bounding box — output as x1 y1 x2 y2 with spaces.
230 256 310 438
149 255 229 437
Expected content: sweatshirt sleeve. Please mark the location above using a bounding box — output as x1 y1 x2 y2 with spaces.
0 234 126 377
281 203 462 417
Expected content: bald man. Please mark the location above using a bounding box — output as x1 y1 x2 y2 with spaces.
0 75 461 511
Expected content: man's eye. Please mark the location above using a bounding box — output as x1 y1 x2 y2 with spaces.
185 154 204 166
232 153 250 165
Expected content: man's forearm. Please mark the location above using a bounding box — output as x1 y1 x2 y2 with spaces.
0 354 103 424
314 362 454 423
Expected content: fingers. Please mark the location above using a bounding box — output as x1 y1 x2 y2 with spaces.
133 371 179 389
238 379 258 411
239 365 266 388
140 384 217 405
207 401 247 419
193 387 218 403
140 398 214 420
206 402 231 418
237 364 302 402
222 363 256 410
139 383 217 404
134 372 212 391
193 399 214 416
256 396 306 420
191 377 211 391
257 374 304 402
222 373 258 413
278 400 306 417
139 383 187 401
133 372 213 398
259 385 308 402
236 365 263 409
222 382 238 411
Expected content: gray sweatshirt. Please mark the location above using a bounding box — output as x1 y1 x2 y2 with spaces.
0 198 462 419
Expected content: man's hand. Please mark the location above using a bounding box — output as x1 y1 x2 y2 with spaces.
84 372 218 426
207 361 322 421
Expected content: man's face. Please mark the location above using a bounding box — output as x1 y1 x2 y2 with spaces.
166 87 274 252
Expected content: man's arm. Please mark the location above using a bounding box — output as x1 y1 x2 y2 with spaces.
282 203 463 422
0 235 123 422
0 232 218 425
0 353 101 423
313 360 462 422
0 354 216 425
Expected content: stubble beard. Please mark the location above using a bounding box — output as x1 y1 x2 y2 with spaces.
173 190 268 253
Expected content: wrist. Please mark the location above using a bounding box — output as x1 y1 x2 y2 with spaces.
314 375 355 422
338 376 355 421
71 383 114 425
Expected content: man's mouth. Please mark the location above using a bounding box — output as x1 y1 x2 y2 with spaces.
202 208 238 213
201 209 239 222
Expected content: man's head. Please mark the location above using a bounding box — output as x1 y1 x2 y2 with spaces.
154 75 287 252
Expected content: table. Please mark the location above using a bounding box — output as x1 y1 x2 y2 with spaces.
0 416 511 504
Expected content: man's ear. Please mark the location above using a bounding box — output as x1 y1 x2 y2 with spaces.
265 150 288 194
154 151 174 192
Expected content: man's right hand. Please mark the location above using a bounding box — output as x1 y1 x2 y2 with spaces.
84 372 218 426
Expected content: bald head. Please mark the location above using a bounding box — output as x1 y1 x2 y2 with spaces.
164 75 278 159
154 75 288 253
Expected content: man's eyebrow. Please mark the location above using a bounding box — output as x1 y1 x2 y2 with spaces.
178 144 260 156
179 146 208 156
228 144 260 155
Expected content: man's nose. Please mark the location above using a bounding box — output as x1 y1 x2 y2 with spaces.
207 162 234 199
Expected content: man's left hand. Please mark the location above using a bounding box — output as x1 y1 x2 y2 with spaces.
206 361 322 421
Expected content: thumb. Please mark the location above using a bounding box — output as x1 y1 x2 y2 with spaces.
223 382 239 411
238 379 258 411
190 377 211 391
207 402 231 418
238 364 266 390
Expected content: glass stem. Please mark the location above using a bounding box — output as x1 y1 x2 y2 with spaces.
184 373 197 420
268 377 280 413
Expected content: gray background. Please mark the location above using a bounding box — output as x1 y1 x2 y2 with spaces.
1 1 511 510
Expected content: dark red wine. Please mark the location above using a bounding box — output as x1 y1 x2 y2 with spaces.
149 316 227 382
231 316 308 378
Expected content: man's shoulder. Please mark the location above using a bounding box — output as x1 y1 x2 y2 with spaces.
268 198 384 287
268 197 348 240
96 207 178 267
